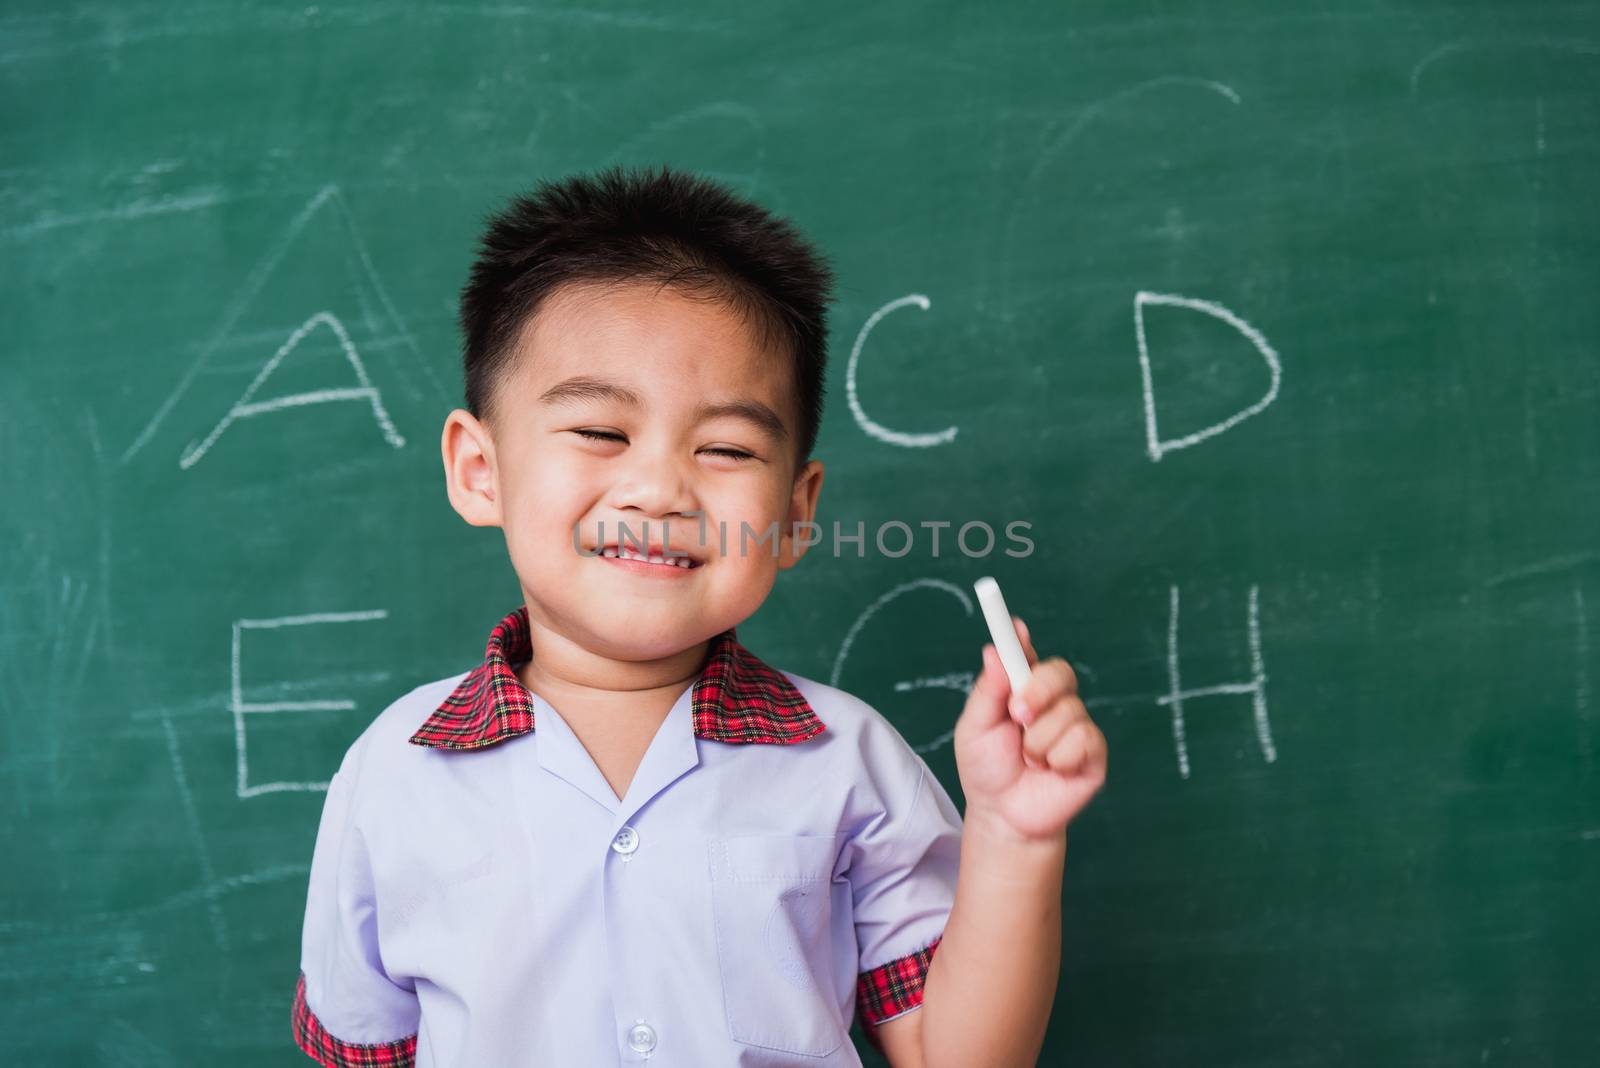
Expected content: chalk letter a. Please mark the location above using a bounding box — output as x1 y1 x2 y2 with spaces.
179 311 405 469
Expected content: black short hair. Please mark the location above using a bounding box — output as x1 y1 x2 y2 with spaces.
458 164 834 468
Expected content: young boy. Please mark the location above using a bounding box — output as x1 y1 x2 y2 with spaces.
291 166 1107 1067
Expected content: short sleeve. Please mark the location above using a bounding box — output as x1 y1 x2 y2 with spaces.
843 742 964 1052
291 747 420 1067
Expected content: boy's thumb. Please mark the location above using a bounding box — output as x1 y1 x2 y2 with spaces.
961 643 1014 731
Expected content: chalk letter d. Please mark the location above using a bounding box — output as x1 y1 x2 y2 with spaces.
1134 291 1282 463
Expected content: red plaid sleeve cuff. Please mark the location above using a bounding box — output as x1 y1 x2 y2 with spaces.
854 934 942 1053
292 971 418 1067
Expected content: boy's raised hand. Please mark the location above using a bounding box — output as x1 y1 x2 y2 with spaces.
952 616 1107 843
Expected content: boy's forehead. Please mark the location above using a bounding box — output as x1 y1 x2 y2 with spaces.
508 281 793 409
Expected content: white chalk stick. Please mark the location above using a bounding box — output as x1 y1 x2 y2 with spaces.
974 576 1031 695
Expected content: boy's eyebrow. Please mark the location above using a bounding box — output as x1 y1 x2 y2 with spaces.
539 376 644 409
695 399 790 443
540 375 789 442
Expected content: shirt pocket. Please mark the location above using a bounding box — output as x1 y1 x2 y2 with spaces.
708 833 845 1057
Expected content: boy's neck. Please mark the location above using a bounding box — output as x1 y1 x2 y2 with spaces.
515 618 712 718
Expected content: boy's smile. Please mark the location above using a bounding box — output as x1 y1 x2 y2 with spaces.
441 280 824 695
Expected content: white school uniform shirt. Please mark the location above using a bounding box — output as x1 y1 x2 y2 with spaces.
292 604 964 1067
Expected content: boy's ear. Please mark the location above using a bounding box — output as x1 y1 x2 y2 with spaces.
777 459 825 571
441 408 503 528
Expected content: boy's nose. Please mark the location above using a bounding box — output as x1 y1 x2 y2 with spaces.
606 459 698 521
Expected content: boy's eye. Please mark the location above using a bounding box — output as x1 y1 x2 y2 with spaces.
572 429 755 462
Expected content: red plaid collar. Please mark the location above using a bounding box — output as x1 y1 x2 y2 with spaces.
409 605 827 750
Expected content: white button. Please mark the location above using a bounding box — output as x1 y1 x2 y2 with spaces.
627 1019 657 1053
611 826 639 855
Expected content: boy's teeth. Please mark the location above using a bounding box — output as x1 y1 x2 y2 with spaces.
600 546 695 568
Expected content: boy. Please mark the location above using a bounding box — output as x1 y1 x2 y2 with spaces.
291 165 1107 1067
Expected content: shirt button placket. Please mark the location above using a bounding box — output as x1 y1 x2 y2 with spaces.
611 826 651 1055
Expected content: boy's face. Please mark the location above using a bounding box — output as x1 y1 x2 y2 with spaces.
441 281 825 662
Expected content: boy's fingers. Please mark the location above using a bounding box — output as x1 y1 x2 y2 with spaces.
1046 721 1093 774
1020 704 1074 762
1004 618 1041 724
1014 616 1038 667
1086 721 1108 779
962 643 1014 731
1064 721 1108 783
1018 658 1078 714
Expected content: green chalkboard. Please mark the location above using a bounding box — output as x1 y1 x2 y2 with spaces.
5 1 1599 1064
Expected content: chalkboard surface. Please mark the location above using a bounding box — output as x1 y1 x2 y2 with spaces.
5 2 1599 1064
